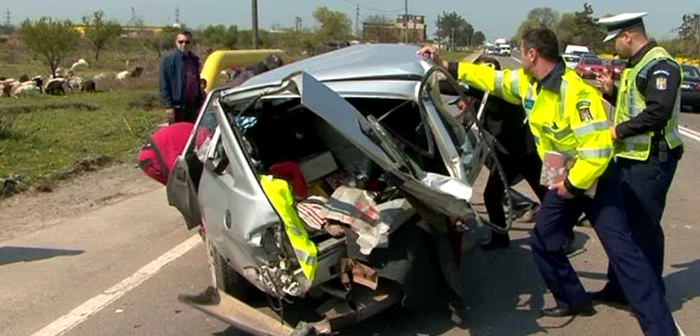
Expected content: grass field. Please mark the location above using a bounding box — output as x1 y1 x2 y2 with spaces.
0 90 163 196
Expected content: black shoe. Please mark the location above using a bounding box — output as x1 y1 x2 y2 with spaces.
541 305 597 317
588 290 629 306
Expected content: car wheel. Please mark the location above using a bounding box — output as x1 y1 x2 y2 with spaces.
206 238 253 300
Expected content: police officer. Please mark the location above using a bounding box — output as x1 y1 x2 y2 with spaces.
418 27 678 335
442 56 576 253
591 12 684 305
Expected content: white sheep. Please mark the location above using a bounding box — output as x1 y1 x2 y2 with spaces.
116 70 130 80
93 73 108 81
67 76 83 91
70 58 90 71
12 81 41 97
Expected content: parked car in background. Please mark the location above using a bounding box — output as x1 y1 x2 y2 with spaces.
575 56 606 79
681 64 700 112
562 53 581 69
602 58 626 80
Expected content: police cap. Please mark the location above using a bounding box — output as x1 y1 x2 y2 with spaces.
597 12 648 43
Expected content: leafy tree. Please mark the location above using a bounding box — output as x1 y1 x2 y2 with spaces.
435 12 475 48
17 17 80 76
82 11 122 61
313 6 352 41
365 15 393 25
527 7 560 28
472 31 486 46
570 3 606 51
674 13 700 56
201 24 238 49
142 26 180 57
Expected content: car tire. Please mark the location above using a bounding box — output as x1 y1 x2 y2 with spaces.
206 238 253 300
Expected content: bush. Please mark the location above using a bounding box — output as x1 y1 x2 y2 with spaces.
0 114 16 139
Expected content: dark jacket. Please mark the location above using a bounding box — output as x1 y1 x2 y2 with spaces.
159 49 204 108
440 81 536 157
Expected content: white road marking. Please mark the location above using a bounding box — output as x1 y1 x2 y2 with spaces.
30 234 203 336
679 125 700 142
511 57 522 64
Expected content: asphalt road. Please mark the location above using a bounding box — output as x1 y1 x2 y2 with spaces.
2 55 700 336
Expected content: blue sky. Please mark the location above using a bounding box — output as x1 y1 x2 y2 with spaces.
4 0 695 41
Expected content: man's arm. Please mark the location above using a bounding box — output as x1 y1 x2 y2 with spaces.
447 61 525 105
564 89 614 196
159 55 174 108
615 61 681 139
603 84 618 105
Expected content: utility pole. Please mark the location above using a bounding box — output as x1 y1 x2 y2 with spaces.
295 17 302 32
355 5 360 38
251 0 259 49
404 0 408 43
175 5 180 26
4 9 10 27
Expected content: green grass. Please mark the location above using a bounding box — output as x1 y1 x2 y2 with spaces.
441 50 474 61
0 90 164 194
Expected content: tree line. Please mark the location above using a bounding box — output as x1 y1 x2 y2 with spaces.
5 6 375 75
514 3 700 57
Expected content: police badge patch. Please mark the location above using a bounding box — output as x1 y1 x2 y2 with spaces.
655 75 667 91
576 100 593 122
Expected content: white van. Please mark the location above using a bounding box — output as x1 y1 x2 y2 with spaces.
564 45 591 56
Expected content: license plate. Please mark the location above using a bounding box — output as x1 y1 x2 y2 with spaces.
681 83 691 89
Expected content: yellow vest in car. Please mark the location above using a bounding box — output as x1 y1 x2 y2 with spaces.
259 175 317 281
614 46 683 161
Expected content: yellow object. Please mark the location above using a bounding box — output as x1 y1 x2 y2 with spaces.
613 46 683 161
199 49 290 91
259 175 317 281
306 180 329 198
456 62 613 191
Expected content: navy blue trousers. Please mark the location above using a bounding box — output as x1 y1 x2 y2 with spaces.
602 151 679 297
530 164 678 336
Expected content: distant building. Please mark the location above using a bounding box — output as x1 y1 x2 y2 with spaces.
362 14 427 43
72 24 169 39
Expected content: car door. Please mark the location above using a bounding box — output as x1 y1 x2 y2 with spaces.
166 90 221 230
295 71 474 220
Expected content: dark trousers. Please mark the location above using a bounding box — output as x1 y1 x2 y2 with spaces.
530 163 677 336
602 146 680 297
484 151 574 242
172 101 203 124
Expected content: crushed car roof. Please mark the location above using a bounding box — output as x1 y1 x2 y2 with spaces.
228 44 429 91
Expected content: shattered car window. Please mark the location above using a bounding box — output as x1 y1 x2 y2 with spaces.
194 91 222 163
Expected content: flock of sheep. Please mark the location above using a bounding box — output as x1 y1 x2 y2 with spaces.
0 58 145 98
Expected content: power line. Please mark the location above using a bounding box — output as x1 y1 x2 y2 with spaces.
337 0 403 13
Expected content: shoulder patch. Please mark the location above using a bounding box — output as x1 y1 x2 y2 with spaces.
576 100 593 122
655 75 667 91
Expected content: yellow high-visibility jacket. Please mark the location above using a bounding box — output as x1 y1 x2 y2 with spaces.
452 61 613 194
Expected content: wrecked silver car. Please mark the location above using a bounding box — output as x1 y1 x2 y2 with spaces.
166 44 511 335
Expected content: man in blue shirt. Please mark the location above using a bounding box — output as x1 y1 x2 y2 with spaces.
159 30 205 124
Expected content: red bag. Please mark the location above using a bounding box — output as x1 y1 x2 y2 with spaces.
138 122 200 185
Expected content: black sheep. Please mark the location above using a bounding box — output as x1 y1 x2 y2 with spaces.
81 80 96 93
45 79 66 95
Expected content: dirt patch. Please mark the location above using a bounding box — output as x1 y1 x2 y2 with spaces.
0 163 162 242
